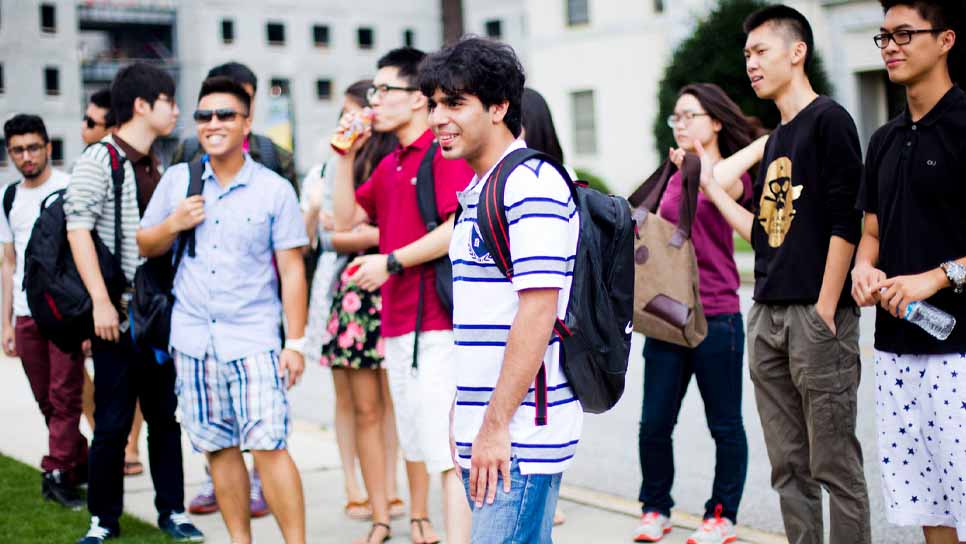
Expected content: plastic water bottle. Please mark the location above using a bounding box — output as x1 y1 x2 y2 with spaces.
904 301 956 341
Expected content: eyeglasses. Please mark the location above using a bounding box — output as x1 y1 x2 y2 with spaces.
193 109 248 123
874 28 947 49
667 112 710 128
7 143 45 157
83 115 105 129
366 84 417 102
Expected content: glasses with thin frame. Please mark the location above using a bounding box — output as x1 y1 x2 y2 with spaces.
7 143 45 157
874 28 947 49
366 84 418 102
193 109 248 123
667 111 710 128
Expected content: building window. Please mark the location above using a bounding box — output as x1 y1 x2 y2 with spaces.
485 19 502 40
403 28 415 47
40 3 56 33
270 78 291 97
0 139 7 167
51 138 64 166
221 19 235 44
313 24 330 47
266 22 286 45
653 0 664 13
44 67 60 96
357 27 374 50
571 90 597 154
566 0 589 26
316 79 332 101
0 64 4 94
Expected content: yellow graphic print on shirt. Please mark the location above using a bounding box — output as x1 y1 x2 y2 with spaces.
758 157 803 248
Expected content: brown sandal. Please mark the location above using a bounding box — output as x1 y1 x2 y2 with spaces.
365 522 391 543
410 518 440 544
345 499 373 520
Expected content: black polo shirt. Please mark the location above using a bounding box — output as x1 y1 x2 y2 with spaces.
857 85 966 355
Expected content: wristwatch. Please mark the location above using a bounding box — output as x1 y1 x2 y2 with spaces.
940 261 966 294
284 337 307 355
386 252 404 275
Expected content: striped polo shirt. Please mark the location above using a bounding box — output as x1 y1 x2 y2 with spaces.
450 140 582 475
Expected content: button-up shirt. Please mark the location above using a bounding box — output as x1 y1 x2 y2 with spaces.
140 154 308 361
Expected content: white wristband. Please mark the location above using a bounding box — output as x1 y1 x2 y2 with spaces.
284 337 307 355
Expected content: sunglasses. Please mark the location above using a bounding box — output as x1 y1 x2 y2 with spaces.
193 109 247 123
82 115 105 130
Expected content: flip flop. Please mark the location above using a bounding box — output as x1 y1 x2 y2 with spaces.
123 461 143 476
410 518 440 544
345 499 373 520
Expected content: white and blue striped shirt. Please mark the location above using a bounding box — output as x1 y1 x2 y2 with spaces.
450 140 582 475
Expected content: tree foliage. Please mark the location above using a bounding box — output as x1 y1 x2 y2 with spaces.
653 0 834 155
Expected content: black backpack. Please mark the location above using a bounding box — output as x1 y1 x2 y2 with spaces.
3 181 21 221
24 141 128 353
410 142 454 372
128 160 205 360
471 148 635 419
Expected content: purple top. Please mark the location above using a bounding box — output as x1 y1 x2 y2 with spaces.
658 170 752 317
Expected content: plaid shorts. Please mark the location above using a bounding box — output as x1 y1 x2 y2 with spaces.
173 350 290 453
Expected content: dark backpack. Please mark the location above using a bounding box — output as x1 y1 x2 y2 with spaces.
24 141 128 353
409 142 454 372
3 181 21 221
128 160 205 361
472 148 635 419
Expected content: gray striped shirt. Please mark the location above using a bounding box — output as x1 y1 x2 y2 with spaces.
64 136 147 283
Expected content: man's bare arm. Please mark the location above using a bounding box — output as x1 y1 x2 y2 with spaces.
394 215 455 267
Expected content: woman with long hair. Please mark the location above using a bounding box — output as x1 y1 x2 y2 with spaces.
633 83 766 544
303 80 403 543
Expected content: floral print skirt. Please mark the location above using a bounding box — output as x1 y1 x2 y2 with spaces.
320 266 384 370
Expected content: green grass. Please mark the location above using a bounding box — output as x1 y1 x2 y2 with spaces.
0 453 172 543
734 235 753 253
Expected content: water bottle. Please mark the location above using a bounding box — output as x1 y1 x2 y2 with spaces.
904 301 956 341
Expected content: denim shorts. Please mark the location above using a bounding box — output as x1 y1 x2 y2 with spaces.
462 458 561 543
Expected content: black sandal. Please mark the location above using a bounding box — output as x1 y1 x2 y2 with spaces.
366 522 391 543
410 518 440 544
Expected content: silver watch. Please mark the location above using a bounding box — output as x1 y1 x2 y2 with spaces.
941 261 966 294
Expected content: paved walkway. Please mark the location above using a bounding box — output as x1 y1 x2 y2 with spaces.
0 354 785 543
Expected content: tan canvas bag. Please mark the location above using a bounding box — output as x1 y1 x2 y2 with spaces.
627 154 707 347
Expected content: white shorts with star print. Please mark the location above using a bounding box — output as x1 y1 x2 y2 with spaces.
875 350 966 539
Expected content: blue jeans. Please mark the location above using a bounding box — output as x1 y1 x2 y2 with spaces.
638 313 748 522
462 458 561 543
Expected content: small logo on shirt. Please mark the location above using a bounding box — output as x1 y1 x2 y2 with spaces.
926 159 937 167
468 225 492 263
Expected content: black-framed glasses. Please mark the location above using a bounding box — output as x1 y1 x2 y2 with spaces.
193 109 248 123
874 28 947 49
83 115 105 129
8 143 45 157
366 84 417 101
667 111 710 128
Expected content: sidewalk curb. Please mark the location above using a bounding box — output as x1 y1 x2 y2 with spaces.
558 484 788 544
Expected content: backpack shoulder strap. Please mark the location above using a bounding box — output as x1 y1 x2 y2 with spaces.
175 159 206 264
180 138 201 165
89 141 126 257
476 147 573 280
253 134 282 175
415 141 441 231
3 181 21 221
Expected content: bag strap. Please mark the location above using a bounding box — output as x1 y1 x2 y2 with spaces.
90 141 126 258
172 159 206 271
628 161 674 212
3 181 20 221
409 142 441 374
627 155 701 246
475 147 575 427
181 138 201 165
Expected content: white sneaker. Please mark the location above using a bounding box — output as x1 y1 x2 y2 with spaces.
633 512 672 542
686 512 737 544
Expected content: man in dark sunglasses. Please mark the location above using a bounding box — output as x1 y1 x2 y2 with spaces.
138 76 309 544
171 62 297 196
80 88 115 146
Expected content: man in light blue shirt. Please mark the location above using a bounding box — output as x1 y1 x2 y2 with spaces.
138 77 309 544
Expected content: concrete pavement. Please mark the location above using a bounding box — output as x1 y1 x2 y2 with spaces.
0 354 779 543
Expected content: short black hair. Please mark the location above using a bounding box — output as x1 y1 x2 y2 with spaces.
89 88 115 128
198 76 252 113
418 37 526 137
110 62 176 126
880 0 963 82
207 62 258 94
744 4 816 70
376 47 426 86
4 114 49 144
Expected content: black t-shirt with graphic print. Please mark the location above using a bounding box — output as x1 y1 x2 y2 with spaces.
857 85 966 355
751 96 863 306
